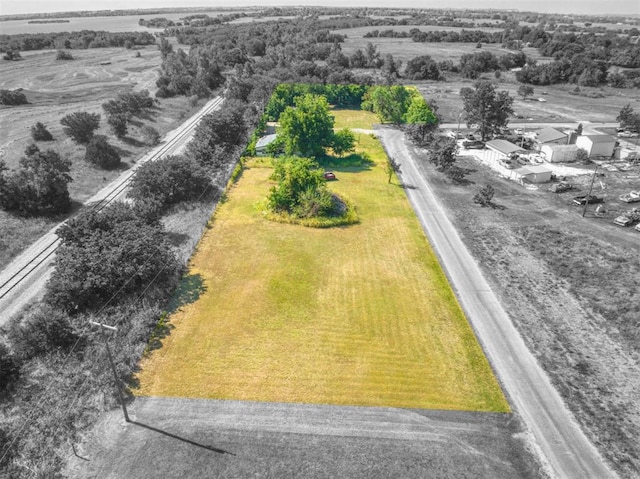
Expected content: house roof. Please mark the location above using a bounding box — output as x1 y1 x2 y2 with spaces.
541 144 578 152
486 139 525 155
580 134 615 144
535 127 567 144
526 165 552 174
256 134 278 149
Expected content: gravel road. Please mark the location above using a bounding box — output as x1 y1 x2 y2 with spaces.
67 397 540 478
375 126 616 479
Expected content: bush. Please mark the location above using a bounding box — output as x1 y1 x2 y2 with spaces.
0 145 72 217
128 155 211 211
7 303 78 360
56 50 74 60
141 125 161 145
85 136 121 169
31 122 54 141
473 185 495 206
0 89 27 105
60 111 100 144
107 113 129 138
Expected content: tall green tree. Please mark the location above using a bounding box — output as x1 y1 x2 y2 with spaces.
362 85 412 124
278 94 335 158
460 80 514 141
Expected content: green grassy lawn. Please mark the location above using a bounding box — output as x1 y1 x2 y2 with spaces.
135 109 508 412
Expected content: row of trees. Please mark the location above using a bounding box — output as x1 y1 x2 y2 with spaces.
0 30 156 53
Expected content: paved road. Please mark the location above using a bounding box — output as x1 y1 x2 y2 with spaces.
0 96 224 326
376 126 616 479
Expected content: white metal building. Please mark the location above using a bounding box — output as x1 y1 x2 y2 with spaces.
575 135 616 158
540 144 579 163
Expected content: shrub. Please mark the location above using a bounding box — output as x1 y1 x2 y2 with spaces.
474 185 495 206
0 89 27 105
128 155 211 211
60 111 100 144
0 145 72 217
7 303 78 360
55 50 74 60
107 113 129 138
0 341 20 393
141 125 161 145
31 122 54 141
85 136 121 169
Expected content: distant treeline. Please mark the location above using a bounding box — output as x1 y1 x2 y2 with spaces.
0 7 250 22
138 12 247 29
27 19 70 24
0 31 156 52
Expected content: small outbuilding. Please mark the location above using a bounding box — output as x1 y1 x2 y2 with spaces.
512 164 553 183
255 134 278 156
485 139 525 158
534 127 568 147
575 134 616 158
540 144 579 163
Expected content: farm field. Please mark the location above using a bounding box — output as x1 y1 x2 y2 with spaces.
135 109 509 412
0 46 201 269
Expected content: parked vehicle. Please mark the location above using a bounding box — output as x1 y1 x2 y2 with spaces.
619 191 640 203
635 223 640 232
549 181 573 193
613 208 640 227
572 194 604 205
323 171 336 180
618 131 639 138
463 140 485 149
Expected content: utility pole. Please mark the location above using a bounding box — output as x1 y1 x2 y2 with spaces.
90 321 130 422
582 164 599 218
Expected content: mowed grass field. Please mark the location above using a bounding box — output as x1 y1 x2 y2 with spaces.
135 109 509 412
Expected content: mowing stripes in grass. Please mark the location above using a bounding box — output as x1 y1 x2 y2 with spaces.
135 109 508 412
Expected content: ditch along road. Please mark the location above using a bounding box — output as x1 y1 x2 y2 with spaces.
375 126 616 479
0 96 224 327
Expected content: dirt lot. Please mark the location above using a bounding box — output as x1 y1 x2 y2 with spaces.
408 139 640 477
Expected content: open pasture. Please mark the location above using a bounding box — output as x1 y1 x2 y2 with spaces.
135 109 508 412
337 36 515 64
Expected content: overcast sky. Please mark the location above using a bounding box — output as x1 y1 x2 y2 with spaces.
0 0 638 17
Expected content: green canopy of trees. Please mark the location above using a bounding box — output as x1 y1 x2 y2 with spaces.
278 94 336 158
267 156 334 218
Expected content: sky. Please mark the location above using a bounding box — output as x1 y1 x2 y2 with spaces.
0 0 638 17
